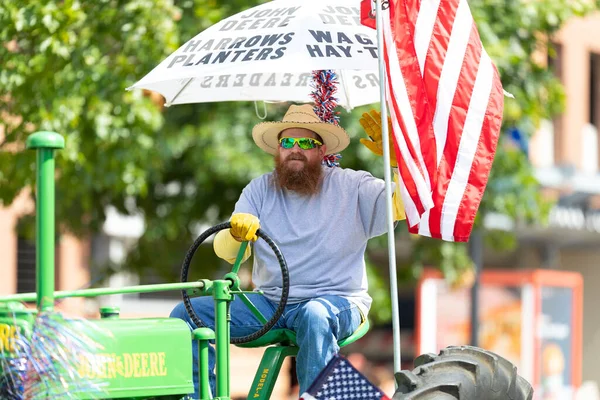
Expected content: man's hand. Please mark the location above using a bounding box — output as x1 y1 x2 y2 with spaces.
230 213 260 242
359 109 398 167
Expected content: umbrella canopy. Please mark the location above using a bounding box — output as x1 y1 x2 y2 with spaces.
129 0 379 109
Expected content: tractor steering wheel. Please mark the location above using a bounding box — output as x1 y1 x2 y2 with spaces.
180 222 289 344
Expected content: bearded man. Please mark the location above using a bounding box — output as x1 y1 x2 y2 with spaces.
170 104 405 398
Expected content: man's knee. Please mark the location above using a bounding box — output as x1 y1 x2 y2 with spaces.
298 300 335 327
170 301 188 320
170 297 216 331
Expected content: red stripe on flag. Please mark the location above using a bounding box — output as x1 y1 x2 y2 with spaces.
422 0 461 114
425 22 482 239
405 0 421 27
388 0 437 188
452 66 504 240
383 47 427 215
392 123 426 216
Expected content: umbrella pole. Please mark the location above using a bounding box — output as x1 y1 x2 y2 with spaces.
469 229 483 346
374 0 403 375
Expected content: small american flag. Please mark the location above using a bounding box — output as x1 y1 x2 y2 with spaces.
361 0 505 242
299 354 390 400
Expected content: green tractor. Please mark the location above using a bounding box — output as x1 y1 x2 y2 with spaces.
0 132 533 399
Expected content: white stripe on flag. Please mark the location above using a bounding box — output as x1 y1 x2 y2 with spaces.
299 393 317 400
383 11 433 216
419 0 473 237
432 0 473 165
382 11 433 192
440 50 494 240
400 176 421 226
414 0 442 74
387 92 435 215
418 208 432 236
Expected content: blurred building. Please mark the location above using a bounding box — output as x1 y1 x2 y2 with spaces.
489 11 600 391
0 186 91 316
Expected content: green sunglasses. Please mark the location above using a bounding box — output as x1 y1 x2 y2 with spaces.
278 137 323 150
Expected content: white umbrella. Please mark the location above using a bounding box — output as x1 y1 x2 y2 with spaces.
128 0 380 109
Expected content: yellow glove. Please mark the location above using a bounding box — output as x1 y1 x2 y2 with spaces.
230 213 260 242
359 109 398 167
393 170 406 221
214 229 252 264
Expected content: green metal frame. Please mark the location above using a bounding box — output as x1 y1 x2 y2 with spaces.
0 132 370 400
26 131 64 312
248 346 299 399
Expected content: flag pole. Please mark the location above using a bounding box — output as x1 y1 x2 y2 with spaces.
374 0 403 375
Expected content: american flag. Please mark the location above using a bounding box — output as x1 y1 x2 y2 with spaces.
361 0 505 242
299 354 390 400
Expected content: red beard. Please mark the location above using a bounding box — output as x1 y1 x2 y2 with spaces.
274 153 323 195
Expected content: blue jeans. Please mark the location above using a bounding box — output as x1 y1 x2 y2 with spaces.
169 293 363 399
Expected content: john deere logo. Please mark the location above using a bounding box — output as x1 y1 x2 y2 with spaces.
0 323 19 353
78 352 168 379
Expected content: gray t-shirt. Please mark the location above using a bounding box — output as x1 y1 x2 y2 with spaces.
233 166 391 316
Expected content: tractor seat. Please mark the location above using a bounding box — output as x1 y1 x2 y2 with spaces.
236 316 370 349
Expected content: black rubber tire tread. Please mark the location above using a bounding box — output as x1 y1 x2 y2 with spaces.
392 345 533 400
180 222 290 344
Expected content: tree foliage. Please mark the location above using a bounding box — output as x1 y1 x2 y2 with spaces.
1 0 180 231
1 0 597 322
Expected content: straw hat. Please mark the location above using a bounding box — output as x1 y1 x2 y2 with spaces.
252 104 350 155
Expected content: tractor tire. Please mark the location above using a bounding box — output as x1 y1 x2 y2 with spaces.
392 346 533 400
